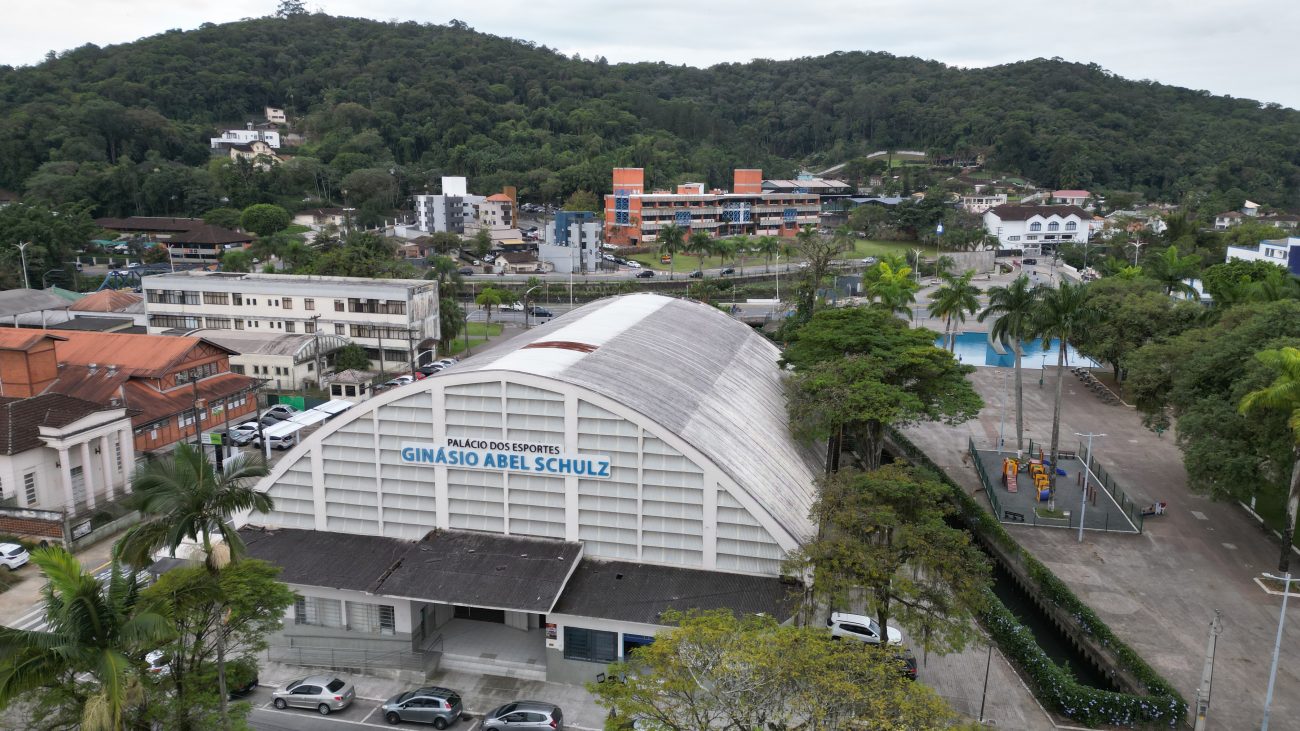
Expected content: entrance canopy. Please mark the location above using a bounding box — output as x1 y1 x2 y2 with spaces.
241 527 583 613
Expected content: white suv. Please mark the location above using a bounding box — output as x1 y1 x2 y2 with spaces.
827 611 902 646
0 543 30 570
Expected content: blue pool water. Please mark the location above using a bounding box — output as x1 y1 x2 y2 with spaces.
939 332 1099 369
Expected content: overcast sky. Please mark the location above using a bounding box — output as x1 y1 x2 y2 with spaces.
3 1 1297 110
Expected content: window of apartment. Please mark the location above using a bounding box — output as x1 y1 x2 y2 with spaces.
345 602 396 635
1008 235 1021 241
114 441 122 471
563 626 619 663
382 300 406 315
23 472 37 506
294 596 343 628
282 297 293 309
176 362 219 385
231 365 246 375
284 321 295 333
304 298 315 311
334 323 345 335
1047 221 1060 232
1026 235 1038 241
334 299 345 312
304 321 316 334
234 319 244 330
1065 221 1078 231
149 314 201 330
1030 222 1042 232
233 293 244 306
205 317 232 329
202 292 230 305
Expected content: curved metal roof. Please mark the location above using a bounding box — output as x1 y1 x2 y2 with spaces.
462 293 824 542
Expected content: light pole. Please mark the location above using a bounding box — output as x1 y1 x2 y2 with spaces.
15 242 30 289
912 248 922 285
1127 239 1146 268
40 269 62 290
998 370 1010 454
1074 432 1105 542
522 285 540 329
935 222 943 267
1260 573 1297 731
1193 609 1221 731
774 253 782 305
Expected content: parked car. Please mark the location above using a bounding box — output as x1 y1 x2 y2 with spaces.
253 433 297 451
436 358 458 367
272 675 355 715
602 254 618 263
381 686 464 727
258 413 287 427
635 270 655 278
266 404 298 420
458 267 475 276
503 301 525 312
528 306 553 318
227 657 260 698
719 267 735 276
625 260 641 269
419 363 445 376
862 256 878 266
482 701 564 730
227 421 260 446
827 611 902 646
894 648 919 681
0 543 30 571
1023 258 1038 265
688 270 704 279
392 375 415 385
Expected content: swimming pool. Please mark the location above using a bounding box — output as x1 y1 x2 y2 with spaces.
939 332 1099 369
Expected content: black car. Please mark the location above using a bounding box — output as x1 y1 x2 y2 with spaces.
458 267 475 276
635 270 655 278
529 306 553 318
1022 258 1038 265
688 270 704 279
258 413 286 427
719 267 736 276
893 649 918 681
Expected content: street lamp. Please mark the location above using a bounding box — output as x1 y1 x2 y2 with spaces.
522 285 540 329
912 248 922 285
15 242 30 289
1260 573 1297 731
1126 239 1147 267
1073 432 1105 542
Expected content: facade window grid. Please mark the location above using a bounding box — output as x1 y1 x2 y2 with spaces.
23 472 37 505
202 291 230 305
294 596 343 628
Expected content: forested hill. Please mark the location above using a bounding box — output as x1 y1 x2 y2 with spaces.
2 12 1298 216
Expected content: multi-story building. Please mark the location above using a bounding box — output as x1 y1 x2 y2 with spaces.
413 176 482 234
141 272 439 371
1225 237 1300 275
960 193 1009 214
540 211 602 274
602 168 820 246
983 204 1093 254
467 193 517 242
210 125 282 149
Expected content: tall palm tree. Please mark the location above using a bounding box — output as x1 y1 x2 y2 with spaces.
656 223 686 280
1239 346 1300 572
1145 245 1201 297
684 230 713 271
1035 281 1097 481
730 235 750 275
115 444 271 730
928 271 981 351
0 548 170 730
978 275 1040 451
865 261 919 316
755 235 780 273
711 237 737 272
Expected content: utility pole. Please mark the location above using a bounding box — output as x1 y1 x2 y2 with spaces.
1193 609 1221 731
1074 432 1105 542
16 242 30 289
1260 573 1297 731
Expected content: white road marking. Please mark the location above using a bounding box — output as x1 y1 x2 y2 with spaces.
256 706 377 727
360 704 379 724
1191 510 1208 520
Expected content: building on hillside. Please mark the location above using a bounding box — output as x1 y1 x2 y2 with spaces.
413 176 482 235
1214 211 1243 230
93 217 252 267
540 211 601 275
265 107 288 125
983 204 1093 254
189 329 352 391
603 168 819 246
229 141 282 170
292 208 347 229
235 293 816 684
1225 237 1300 275
1051 190 1090 207
0 389 137 515
960 193 1009 214
762 176 855 228
1264 214 1300 231
466 193 519 243
0 330 260 456
210 124 281 150
141 271 439 372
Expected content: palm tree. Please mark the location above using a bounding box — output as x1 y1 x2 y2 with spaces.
978 275 1040 451
685 230 713 272
865 261 919 316
730 235 750 275
1035 281 1097 481
755 235 781 273
656 223 685 280
1239 346 1300 572
928 271 981 351
115 444 271 730
711 237 737 272
1145 245 1201 297
0 548 170 730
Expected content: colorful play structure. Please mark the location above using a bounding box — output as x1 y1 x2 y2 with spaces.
1002 455 1056 502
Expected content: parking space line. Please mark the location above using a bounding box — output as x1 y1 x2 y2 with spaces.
361 704 379 724
257 706 378 727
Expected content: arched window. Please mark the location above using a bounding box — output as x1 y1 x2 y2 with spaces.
1047 221 1060 231
1065 221 1077 231
1029 222 1042 232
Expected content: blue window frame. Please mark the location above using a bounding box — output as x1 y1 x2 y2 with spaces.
783 208 797 222
674 211 692 226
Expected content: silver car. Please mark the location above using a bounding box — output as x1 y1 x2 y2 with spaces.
483 701 564 730
271 675 355 715
381 686 463 727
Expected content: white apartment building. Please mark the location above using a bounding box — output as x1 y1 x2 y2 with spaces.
540 212 602 274
983 204 1093 254
960 193 1008 214
414 177 482 234
142 272 438 372
1225 237 1298 271
210 126 282 149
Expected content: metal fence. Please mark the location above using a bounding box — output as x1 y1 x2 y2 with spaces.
969 437 1003 519
267 635 440 676
1077 440 1145 533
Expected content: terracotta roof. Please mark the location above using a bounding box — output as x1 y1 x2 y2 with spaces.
1218 211 1243 219
68 290 143 313
95 217 202 233
0 330 67 352
0 393 130 455
485 193 513 202
1052 189 1091 198
500 252 536 264
122 373 256 425
988 204 1092 221
168 225 252 246
49 331 237 379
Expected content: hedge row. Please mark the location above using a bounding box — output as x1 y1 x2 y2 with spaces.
888 429 1187 728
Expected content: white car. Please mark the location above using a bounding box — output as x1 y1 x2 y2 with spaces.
227 421 260 446
253 433 297 451
266 404 298 420
503 302 525 312
391 375 415 386
625 260 642 269
827 611 903 646
0 543 30 571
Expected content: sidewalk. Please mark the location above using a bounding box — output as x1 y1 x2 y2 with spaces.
0 535 121 628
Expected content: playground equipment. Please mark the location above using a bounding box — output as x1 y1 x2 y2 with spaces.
1027 460 1054 502
1002 458 1019 493
1141 501 1168 517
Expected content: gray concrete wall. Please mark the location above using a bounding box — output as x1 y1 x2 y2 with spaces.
545 647 613 686
940 250 996 273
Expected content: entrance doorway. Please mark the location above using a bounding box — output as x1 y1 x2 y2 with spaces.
70 466 86 506
454 606 506 624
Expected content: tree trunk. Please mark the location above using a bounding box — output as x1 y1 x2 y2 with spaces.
1013 341 1024 451
216 624 230 730
864 420 884 470
1279 448 1300 573
1048 341 1066 487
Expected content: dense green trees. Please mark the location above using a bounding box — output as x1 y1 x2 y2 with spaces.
2 14 1298 220
1238 347 1300 573
978 275 1039 451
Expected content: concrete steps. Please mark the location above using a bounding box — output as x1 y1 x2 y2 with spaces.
437 652 547 681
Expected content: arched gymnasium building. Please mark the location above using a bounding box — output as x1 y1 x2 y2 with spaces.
238 293 822 683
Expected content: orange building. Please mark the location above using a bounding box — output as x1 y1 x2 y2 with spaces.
603 168 820 246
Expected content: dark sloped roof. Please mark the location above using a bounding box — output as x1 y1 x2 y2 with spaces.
552 559 798 624
0 393 130 455
238 527 583 613
95 216 201 233
0 289 73 318
168 224 252 245
49 317 134 332
988 204 1092 221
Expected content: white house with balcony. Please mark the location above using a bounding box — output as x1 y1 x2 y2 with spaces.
1225 237 1299 272
210 125 282 150
960 193 1008 214
983 204 1093 254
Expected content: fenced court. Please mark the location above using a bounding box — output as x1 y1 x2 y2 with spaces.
968 438 1143 534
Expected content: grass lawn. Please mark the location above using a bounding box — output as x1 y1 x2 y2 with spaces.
1249 489 1300 549
630 240 915 273
466 322 504 336
282 224 312 235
